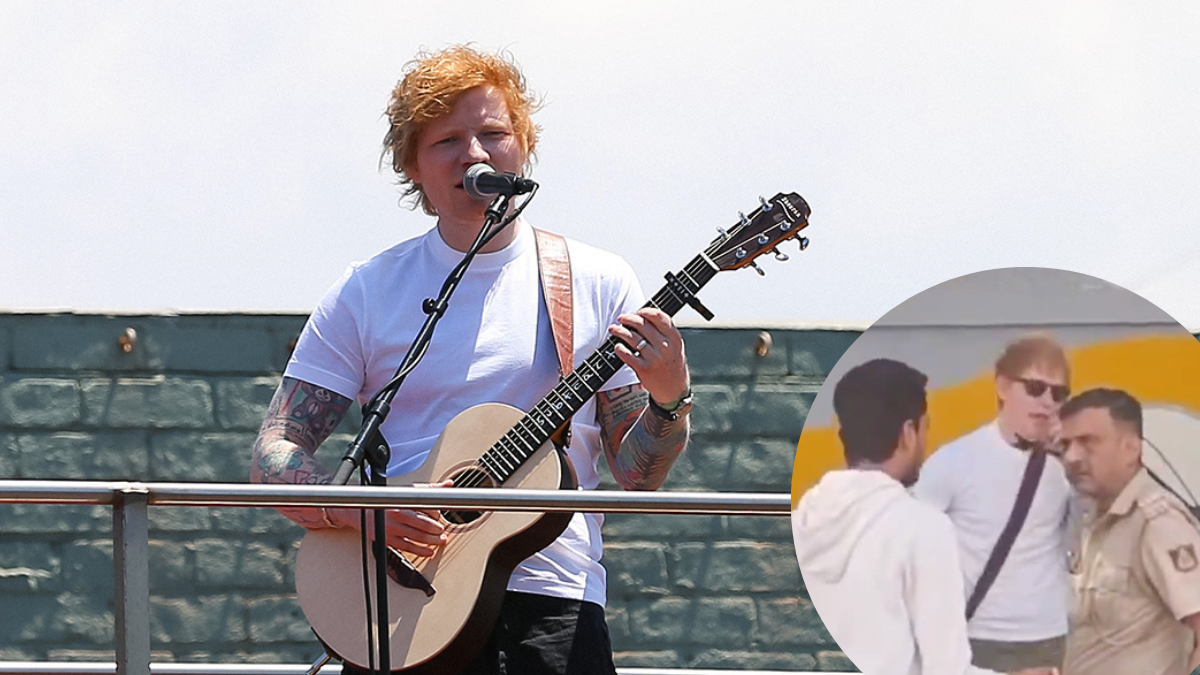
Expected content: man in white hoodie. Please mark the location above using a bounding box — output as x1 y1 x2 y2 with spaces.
792 358 1056 675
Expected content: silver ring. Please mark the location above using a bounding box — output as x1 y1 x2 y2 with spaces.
635 339 648 352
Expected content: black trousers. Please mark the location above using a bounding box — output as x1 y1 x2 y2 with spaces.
342 591 617 675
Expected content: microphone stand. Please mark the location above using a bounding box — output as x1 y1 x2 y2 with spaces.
325 192 520 675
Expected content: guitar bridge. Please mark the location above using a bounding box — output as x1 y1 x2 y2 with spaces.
385 547 436 597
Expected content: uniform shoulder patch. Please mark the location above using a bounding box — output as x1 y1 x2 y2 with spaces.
1168 544 1198 573
1138 491 1175 520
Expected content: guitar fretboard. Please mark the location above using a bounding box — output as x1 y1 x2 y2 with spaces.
466 253 720 486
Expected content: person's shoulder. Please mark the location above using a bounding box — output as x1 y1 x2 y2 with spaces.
356 232 429 270
906 494 954 524
931 422 994 460
1137 483 1200 577
320 232 430 293
897 495 958 545
554 232 635 275
921 424 983 469
540 230 640 294
1137 483 1199 527
948 421 994 447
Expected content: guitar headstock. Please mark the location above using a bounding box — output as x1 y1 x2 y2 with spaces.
707 193 811 274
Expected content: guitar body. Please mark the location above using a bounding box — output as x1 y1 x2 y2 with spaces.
294 403 576 674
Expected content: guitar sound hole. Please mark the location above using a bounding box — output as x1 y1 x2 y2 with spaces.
441 466 496 525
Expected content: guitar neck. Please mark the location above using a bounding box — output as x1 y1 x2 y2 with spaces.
476 255 719 484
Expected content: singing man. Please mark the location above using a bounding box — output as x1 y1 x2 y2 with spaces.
250 44 692 675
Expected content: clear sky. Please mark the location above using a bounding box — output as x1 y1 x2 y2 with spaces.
3 2 1198 328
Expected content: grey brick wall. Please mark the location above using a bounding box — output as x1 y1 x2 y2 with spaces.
0 313 858 669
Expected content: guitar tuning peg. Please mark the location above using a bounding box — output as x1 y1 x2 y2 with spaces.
750 261 765 276
739 211 750 227
757 233 770 245
798 237 810 251
716 226 730 241
759 196 772 211
772 247 789 262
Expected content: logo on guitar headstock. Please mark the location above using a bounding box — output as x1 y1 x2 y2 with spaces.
707 193 811 274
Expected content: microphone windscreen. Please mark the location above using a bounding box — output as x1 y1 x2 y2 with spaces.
463 163 497 200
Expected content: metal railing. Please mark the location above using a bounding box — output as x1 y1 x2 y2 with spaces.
0 481 821 675
0 664 815 675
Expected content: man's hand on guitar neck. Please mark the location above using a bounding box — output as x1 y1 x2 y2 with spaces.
609 308 690 406
250 376 454 557
599 308 692 491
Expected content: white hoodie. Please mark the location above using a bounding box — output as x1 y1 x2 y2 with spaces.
792 469 1002 675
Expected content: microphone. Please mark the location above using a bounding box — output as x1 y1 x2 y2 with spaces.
463 163 537 200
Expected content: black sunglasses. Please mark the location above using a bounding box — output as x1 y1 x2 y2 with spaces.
1016 377 1070 403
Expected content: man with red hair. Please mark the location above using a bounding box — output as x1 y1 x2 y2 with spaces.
913 335 1078 672
251 45 692 674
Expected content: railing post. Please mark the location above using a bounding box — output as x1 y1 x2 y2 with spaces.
113 486 151 675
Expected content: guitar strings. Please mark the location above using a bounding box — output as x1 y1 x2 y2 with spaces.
384 256 720 570
366 240 785 607
441 255 714 494
392 262 718 569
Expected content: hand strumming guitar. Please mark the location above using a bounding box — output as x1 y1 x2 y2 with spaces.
321 479 455 558
251 376 458 557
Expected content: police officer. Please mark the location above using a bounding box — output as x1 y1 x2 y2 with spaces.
1058 388 1200 675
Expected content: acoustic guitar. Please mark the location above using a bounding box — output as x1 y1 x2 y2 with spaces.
294 192 811 673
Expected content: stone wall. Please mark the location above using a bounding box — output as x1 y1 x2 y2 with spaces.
0 313 858 671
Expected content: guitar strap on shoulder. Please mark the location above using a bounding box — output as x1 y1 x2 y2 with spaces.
965 447 1048 620
533 227 574 449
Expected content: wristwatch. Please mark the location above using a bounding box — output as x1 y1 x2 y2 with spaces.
648 388 693 422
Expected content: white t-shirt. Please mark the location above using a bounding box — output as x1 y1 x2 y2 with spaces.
285 220 644 607
911 421 1075 641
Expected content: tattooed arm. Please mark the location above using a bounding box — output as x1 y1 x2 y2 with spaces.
250 376 450 556
598 307 692 491
597 383 689 491
250 376 354 528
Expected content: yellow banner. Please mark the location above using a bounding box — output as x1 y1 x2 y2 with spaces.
792 334 1200 506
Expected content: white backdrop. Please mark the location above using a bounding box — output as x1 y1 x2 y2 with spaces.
2 2 1198 327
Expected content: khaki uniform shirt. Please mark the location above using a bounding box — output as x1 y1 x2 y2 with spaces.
1063 468 1200 675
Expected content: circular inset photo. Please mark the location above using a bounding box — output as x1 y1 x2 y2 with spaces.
790 267 1200 675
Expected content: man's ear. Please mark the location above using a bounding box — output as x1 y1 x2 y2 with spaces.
995 374 1012 407
405 160 421 185
898 418 916 454
1122 430 1143 467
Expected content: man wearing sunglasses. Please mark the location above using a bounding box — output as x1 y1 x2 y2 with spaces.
913 335 1079 673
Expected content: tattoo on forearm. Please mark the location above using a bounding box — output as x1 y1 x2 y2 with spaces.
598 385 689 490
255 446 303 478
251 377 354 528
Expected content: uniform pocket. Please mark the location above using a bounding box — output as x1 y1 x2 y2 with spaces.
1085 561 1152 647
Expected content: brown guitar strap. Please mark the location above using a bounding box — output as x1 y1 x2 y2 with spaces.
965 447 1047 620
533 227 574 448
